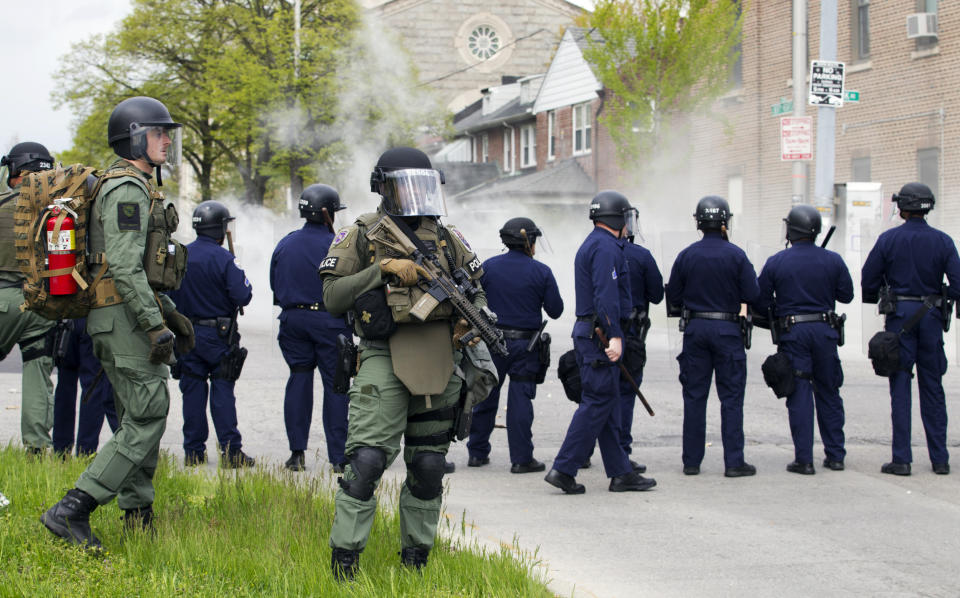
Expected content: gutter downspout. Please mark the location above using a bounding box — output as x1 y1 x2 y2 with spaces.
594 89 605 191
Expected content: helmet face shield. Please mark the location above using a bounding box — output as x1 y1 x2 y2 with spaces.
624 208 640 239
130 124 182 169
380 168 447 216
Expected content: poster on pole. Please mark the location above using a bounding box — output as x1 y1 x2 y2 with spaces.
809 60 845 106
780 116 813 161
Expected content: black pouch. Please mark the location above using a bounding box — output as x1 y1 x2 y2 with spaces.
170 359 183 380
868 331 901 377
51 320 74 368
333 334 358 394
215 316 234 339
215 345 248 381
761 352 796 398
557 349 582 403
535 332 552 384
621 334 646 377
353 288 397 340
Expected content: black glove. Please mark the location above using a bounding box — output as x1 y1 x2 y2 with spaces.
165 308 196 354
147 327 175 365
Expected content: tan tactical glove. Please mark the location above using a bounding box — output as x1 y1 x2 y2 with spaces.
453 318 481 349
380 258 431 287
165 309 196 354
147 327 175 365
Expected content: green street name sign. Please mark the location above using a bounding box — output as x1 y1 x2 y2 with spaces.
771 98 793 116
844 90 860 102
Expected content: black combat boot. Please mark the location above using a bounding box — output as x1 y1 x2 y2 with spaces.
285 450 305 472
123 505 155 532
400 546 430 570
41 488 102 549
331 547 360 582
222 450 255 469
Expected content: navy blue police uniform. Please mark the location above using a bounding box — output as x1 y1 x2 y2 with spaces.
467 248 563 468
551 228 634 479
862 217 960 471
756 242 853 468
270 221 351 467
167 235 252 461
617 240 663 455
52 318 119 456
666 231 759 473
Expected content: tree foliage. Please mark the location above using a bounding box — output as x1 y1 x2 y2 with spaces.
54 0 360 204
577 0 744 167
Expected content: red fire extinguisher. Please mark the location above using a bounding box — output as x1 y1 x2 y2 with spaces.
46 206 78 295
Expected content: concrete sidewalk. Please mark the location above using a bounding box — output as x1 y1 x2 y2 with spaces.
2 326 958 597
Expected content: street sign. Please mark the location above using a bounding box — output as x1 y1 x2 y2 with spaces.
809 60 845 106
781 116 813 161
844 90 860 102
771 98 793 116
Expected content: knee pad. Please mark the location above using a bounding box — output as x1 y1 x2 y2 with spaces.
406 451 445 500
338 447 386 501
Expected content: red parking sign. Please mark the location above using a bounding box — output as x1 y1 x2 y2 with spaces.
781 116 813 161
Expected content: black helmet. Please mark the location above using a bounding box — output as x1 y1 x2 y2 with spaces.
1 141 54 185
192 200 234 239
589 190 633 231
107 96 183 168
892 182 935 213
784 204 822 242
499 217 542 249
299 184 344 224
370 147 446 216
694 195 731 230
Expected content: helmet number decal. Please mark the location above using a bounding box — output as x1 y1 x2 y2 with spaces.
117 202 141 232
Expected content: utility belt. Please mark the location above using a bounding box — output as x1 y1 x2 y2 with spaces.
191 316 235 340
680 309 752 349
879 286 952 333
497 327 537 340
285 303 327 311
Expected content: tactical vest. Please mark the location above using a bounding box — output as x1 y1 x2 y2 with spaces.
355 212 459 324
89 162 187 293
0 189 21 276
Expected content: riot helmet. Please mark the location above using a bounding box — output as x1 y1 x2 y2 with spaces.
192 200 234 240
694 195 731 231
892 182 935 214
499 217 542 250
107 97 183 174
299 184 344 225
784 205 821 242
589 190 635 233
1 141 54 186
370 147 447 217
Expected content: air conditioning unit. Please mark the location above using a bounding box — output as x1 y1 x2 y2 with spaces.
907 13 938 39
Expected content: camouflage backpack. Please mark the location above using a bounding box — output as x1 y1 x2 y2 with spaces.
13 164 123 319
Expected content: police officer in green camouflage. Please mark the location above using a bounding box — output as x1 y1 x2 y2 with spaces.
323 147 486 579
0 142 56 452
42 97 195 549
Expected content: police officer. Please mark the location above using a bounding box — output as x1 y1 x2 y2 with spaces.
270 183 351 472
0 142 56 453
42 96 195 548
52 318 119 456
666 195 759 477
167 200 254 468
467 217 563 473
322 147 485 578
862 183 960 476
544 190 656 495
616 209 663 470
755 205 853 474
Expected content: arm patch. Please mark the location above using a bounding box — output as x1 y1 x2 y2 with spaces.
318 256 339 273
117 202 141 231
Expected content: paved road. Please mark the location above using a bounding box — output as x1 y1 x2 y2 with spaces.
2 319 958 597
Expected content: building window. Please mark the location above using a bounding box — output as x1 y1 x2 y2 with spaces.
573 103 592 155
481 133 489 163
547 111 556 160
520 124 536 168
468 25 501 60
916 0 938 51
851 0 870 60
503 127 514 173
851 157 871 181
917 148 939 199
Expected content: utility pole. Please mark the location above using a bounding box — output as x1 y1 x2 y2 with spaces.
813 0 838 228
791 0 808 205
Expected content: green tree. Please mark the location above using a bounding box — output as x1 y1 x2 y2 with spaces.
577 0 744 167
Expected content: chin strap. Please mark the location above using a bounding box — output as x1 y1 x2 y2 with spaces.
155 165 163 186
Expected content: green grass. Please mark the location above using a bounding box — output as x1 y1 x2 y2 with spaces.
0 444 554 597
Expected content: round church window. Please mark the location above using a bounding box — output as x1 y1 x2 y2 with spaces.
468 25 501 60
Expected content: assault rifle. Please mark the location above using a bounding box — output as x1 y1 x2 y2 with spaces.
366 216 508 357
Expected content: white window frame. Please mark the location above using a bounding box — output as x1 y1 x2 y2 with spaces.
547 110 556 160
573 102 592 155
503 126 514 173
481 133 489 163
520 124 537 168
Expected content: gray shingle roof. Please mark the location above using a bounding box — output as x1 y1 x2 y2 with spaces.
453 158 596 200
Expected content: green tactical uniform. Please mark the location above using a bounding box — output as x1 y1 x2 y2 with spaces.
74 158 180 510
323 208 485 553
0 183 55 450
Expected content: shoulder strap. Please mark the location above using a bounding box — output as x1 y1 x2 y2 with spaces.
0 191 19 209
899 296 938 335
